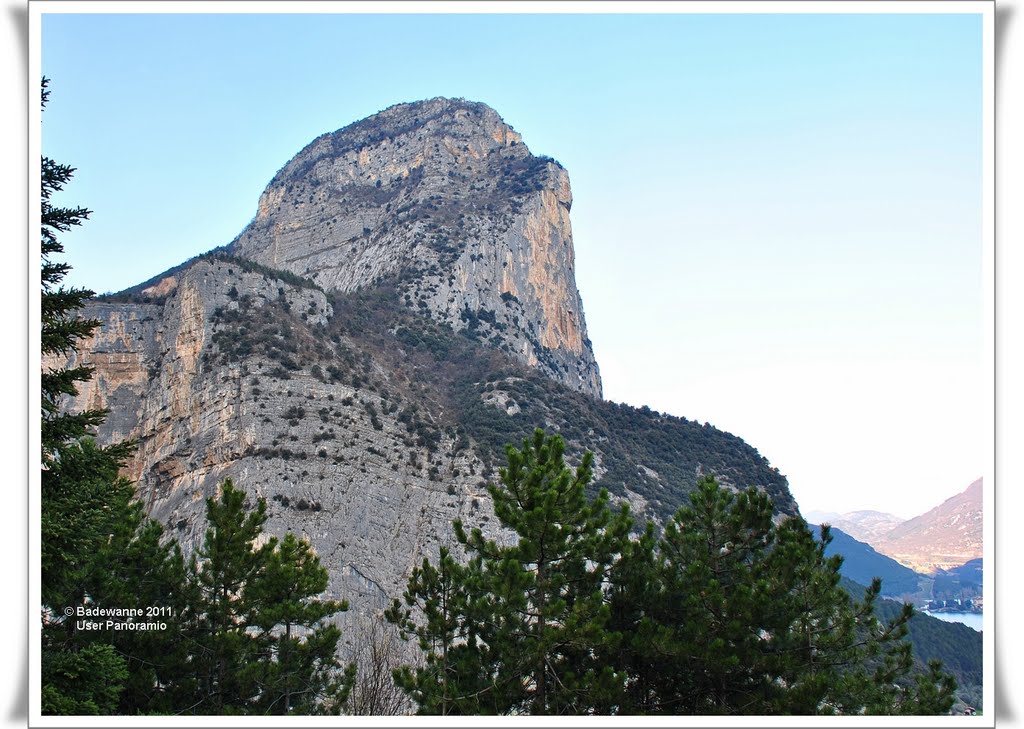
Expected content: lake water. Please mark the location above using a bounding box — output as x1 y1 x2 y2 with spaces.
922 610 983 632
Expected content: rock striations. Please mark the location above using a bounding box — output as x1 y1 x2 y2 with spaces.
229 98 602 398
60 98 797 631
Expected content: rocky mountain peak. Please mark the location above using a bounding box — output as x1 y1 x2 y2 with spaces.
62 100 798 639
229 98 601 397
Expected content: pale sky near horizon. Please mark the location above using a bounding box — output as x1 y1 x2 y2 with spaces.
38 5 989 520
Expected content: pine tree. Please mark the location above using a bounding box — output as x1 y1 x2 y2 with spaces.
389 429 631 715
609 475 958 715
39 77 142 715
248 532 355 714
91 515 193 715
602 520 663 713
386 546 489 714
186 479 273 712
183 479 353 715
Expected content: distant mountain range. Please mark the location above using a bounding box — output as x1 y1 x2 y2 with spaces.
874 480 982 574
806 478 982 575
804 509 906 545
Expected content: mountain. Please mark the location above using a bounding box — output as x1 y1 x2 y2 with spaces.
804 509 906 545
812 525 926 598
873 479 983 574
228 97 602 398
944 557 983 588
931 557 983 604
65 98 797 626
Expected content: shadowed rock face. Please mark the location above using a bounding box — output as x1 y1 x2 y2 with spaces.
229 97 602 398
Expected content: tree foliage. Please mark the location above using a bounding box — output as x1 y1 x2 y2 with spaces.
388 429 631 714
180 479 354 715
390 435 958 716
609 476 956 715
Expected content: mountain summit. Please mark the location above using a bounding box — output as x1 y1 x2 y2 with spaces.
229 98 602 398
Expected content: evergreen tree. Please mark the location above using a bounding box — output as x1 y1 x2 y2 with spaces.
386 546 489 714
183 479 353 715
187 479 271 713
39 77 144 714
392 450 957 717
248 532 355 714
40 643 129 715
602 520 663 713
97 517 194 715
609 475 958 715
389 429 631 715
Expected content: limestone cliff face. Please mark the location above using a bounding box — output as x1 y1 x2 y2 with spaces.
68 257 506 617
229 98 602 398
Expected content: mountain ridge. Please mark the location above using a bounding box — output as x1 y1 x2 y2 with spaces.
812 525 925 598
873 479 982 574
804 509 907 545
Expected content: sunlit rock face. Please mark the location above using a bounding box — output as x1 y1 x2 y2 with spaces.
229 97 602 398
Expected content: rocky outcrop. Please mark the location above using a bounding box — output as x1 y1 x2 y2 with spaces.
228 98 602 398
69 257 506 620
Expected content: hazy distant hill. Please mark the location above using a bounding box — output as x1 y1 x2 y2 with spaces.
945 558 983 587
874 479 982 574
932 557 983 603
808 479 982 575
804 509 905 545
813 526 925 598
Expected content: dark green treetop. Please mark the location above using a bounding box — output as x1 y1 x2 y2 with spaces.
390 436 958 716
389 428 632 715
183 479 353 715
608 475 958 715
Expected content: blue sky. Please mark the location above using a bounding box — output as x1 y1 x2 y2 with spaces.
39 7 988 518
